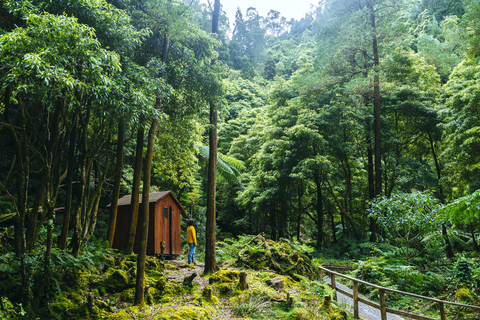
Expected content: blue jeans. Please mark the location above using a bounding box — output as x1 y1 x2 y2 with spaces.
188 243 196 264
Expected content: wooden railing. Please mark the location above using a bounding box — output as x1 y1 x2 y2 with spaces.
319 266 480 320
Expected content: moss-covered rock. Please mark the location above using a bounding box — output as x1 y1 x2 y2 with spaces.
208 269 240 284
153 306 211 320
155 276 167 292
100 269 129 293
200 285 219 304
119 288 135 303
49 296 76 319
235 234 317 280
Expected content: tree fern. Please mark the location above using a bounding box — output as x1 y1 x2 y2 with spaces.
442 189 480 224
199 145 244 183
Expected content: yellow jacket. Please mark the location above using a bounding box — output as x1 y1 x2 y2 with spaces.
187 226 196 245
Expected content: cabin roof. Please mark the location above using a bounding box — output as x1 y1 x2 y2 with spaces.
115 191 184 210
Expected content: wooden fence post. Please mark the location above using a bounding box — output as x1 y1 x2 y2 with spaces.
379 289 387 320
331 273 337 300
319 268 323 280
353 280 359 318
439 302 447 320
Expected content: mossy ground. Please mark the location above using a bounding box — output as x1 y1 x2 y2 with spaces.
0 235 354 319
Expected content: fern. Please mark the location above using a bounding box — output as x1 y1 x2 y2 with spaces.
442 189 480 225
198 145 244 183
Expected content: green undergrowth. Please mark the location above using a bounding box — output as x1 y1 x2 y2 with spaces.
0 233 353 319
323 252 480 320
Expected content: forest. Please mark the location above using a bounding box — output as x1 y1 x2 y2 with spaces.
1 0 480 318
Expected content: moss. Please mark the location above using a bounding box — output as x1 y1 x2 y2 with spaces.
455 287 477 304
69 291 84 304
155 276 167 292
290 308 312 319
108 310 131 320
119 288 135 303
49 296 76 319
100 269 129 293
94 298 110 310
236 234 317 279
153 306 211 320
145 256 162 271
200 285 219 304
209 269 240 284
99 286 107 296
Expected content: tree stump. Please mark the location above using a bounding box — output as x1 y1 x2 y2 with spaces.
239 271 248 290
323 295 332 307
183 272 197 287
287 292 294 309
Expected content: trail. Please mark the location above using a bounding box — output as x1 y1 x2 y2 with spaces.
323 276 405 320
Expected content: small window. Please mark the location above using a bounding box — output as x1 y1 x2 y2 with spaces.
163 208 168 219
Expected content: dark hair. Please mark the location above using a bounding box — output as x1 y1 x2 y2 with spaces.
187 219 194 226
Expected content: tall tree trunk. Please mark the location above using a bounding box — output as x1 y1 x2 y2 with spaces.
427 132 453 257
107 123 125 246
330 210 337 244
270 207 277 241
70 114 89 258
12 97 30 302
59 114 78 249
296 187 302 240
315 174 324 249
204 0 221 275
123 125 144 254
135 34 169 305
369 0 382 197
134 119 156 306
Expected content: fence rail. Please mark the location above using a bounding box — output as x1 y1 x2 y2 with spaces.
319 266 480 320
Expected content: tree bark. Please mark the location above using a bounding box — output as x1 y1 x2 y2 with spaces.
59 113 78 249
134 119 157 306
135 34 170 305
315 174 324 249
123 125 144 254
204 0 221 275
369 0 382 197
107 123 125 246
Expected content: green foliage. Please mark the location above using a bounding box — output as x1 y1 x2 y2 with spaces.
231 290 271 317
369 191 443 263
442 189 480 225
455 255 475 286
0 296 26 318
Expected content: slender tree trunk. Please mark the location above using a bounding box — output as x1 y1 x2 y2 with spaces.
204 0 221 275
428 132 444 200
135 34 169 305
270 208 277 241
59 114 78 249
296 187 302 240
369 0 382 197
315 174 324 249
3 155 16 187
123 125 144 254
134 119 156 306
427 132 453 257
330 210 337 244
107 123 125 246
70 118 89 258
12 97 30 302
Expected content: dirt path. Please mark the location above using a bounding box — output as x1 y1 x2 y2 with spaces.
160 261 238 320
323 276 405 320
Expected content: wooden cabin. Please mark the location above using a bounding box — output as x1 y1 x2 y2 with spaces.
111 191 183 257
